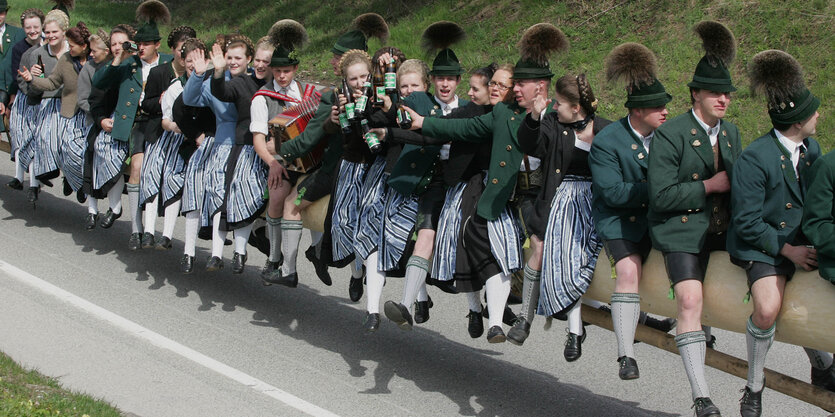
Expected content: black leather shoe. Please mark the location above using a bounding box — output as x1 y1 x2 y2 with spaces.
85 213 97 230
507 318 531 346
692 397 721 417
40 178 53 187
100 208 122 229
617 356 640 380
564 328 587 362
141 232 155 249
180 254 194 274
384 301 413 331
706 335 717 349
6 178 22 190
348 277 364 302
433 280 459 295
502 305 518 326
155 236 172 250
811 364 835 392
486 326 506 343
363 312 380 333
62 177 72 196
305 246 332 286
644 316 677 333
128 233 142 250
205 256 223 271
76 190 87 204
739 386 762 417
414 296 433 324
260 260 281 286
27 186 39 203
466 308 484 338
269 272 298 288
232 252 247 274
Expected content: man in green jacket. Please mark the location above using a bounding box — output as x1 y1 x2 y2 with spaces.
590 42 672 381
92 1 172 250
646 21 740 417
0 0 25 124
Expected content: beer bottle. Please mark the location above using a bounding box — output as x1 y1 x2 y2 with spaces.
384 48 397 95
342 78 357 122
36 55 45 78
335 85 351 134
360 118 381 153
397 105 412 129
373 64 385 106
355 73 373 116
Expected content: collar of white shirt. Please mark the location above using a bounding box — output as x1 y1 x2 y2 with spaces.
627 115 654 153
691 109 720 146
774 128 804 175
436 95 459 116
274 79 301 102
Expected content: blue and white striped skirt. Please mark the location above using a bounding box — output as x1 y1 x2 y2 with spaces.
200 140 233 227
180 136 214 214
432 181 467 281
353 156 387 262
139 131 185 206
487 206 524 276
538 176 602 316
330 159 368 262
378 190 419 272
13 94 40 168
56 111 90 191
92 127 128 191
32 98 61 177
226 145 267 224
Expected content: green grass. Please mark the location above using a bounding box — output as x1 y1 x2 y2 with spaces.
0 351 122 417
10 0 835 148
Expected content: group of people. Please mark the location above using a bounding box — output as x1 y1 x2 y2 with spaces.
0 1 833 416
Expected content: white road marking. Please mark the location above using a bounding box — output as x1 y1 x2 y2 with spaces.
0 260 340 417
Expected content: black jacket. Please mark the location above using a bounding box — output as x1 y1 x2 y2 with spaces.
140 62 176 143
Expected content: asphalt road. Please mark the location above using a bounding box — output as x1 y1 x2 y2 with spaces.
0 165 827 417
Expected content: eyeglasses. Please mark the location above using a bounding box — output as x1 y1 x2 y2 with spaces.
488 81 511 91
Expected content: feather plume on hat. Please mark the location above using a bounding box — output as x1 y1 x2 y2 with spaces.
421 21 466 53
605 42 658 91
268 19 308 51
353 13 389 42
51 0 75 9
749 50 807 109
136 0 170 25
518 23 569 66
694 21 736 67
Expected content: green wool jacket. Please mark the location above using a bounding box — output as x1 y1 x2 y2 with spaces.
589 117 652 242
421 101 527 221
647 111 741 253
803 150 835 283
0 24 25 94
276 88 342 177
388 93 468 196
91 53 172 142
727 131 820 264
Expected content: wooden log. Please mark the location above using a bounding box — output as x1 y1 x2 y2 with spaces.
582 305 835 412
294 175 328 233
584 248 835 353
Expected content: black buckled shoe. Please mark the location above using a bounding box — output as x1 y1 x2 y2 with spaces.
363 312 380 333
260 260 281 286
811 364 835 392
27 186 39 203
100 208 122 229
180 254 194 274
62 177 72 196
692 397 721 417
486 326 506 343
739 386 762 417
467 308 484 339
76 190 87 204
205 256 223 272
617 356 640 380
85 213 98 230
272 272 298 288
141 232 155 249
305 246 332 286
414 296 433 324
507 318 531 346
232 252 247 274
128 233 142 251
6 178 22 190
155 236 172 250
40 178 53 188
644 316 677 333
564 328 587 362
384 301 413 331
502 306 518 326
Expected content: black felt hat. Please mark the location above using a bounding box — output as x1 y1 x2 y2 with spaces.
749 49 820 125
512 23 568 80
134 1 170 43
687 21 736 93
422 21 466 76
605 42 672 109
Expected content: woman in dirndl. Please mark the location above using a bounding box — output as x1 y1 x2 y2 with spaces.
5 8 44 196
516 73 611 362
21 21 92 209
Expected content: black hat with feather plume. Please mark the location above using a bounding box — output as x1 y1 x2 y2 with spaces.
605 42 672 109
749 49 819 125
422 21 466 76
332 13 389 55
513 23 569 80
688 21 736 92
51 0 74 19
268 19 308 67
134 0 170 43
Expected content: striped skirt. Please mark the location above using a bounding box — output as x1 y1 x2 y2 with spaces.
56 111 90 192
330 160 369 262
12 94 40 168
378 190 419 272
487 206 524 276
226 145 267 225
432 181 467 281
32 98 62 178
200 140 233 227
538 176 602 316
181 136 214 214
140 131 185 206
92 127 128 191
353 156 387 262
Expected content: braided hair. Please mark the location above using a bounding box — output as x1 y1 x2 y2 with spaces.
337 49 372 77
180 37 207 60
111 24 136 42
555 73 597 117
66 21 91 50
20 8 45 26
167 25 196 49
217 33 254 58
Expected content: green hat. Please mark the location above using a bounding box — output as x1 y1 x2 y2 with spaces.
134 1 170 43
605 43 672 108
626 79 673 108
687 21 737 93
0 0 9 12
332 13 389 56
271 45 298 67
422 22 466 76
430 49 463 76
268 19 308 67
512 23 568 80
749 49 820 125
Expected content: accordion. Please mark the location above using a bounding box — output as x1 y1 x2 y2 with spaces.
267 86 329 173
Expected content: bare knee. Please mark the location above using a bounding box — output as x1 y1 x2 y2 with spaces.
752 302 781 329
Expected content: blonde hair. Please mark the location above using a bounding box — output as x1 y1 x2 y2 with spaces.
43 10 69 32
255 35 274 54
397 59 430 90
337 49 371 77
